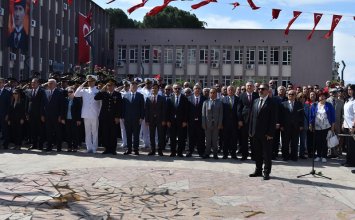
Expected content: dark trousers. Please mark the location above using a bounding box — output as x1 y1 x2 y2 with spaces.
344 129 355 166
102 118 118 153
282 125 300 160
314 128 329 158
272 128 281 157
46 117 62 150
8 122 23 146
170 121 187 155
125 119 140 151
188 120 205 155
149 120 164 152
1 117 8 147
65 119 79 150
252 136 273 174
162 125 170 150
29 116 44 149
223 125 238 157
307 130 314 157
240 125 251 158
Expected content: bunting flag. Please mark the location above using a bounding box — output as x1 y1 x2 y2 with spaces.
284 11 302 35
307 13 323 40
147 0 175 16
230 2 240 10
128 0 149 14
107 0 115 3
191 0 217 10
67 0 73 5
247 0 260 10
324 15 342 39
272 9 281 20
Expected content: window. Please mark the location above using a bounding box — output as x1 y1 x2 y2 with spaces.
198 76 207 88
270 47 279 65
117 45 126 63
234 47 243 64
188 47 196 64
199 47 208 64
152 46 161 63
165 75 173 85
176 47 184 66
282 77 291 87
129 46 138 63
282 47 292 65
210 76 219 87
222 76 231 86
186 76 196 84
246 47 255 65
258 47 267 65
223 48 231 64
164 47 173 64
210 47 220 65
141 46 150 63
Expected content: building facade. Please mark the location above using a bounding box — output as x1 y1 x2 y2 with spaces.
114 28 333 87
0 0 110 80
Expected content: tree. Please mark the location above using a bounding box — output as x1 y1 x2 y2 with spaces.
141 6 206 28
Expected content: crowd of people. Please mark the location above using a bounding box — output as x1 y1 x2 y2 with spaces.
0 75 355 180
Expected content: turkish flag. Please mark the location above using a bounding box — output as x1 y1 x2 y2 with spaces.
247 0 260 10
147 0 175 16
78 13 91 64
85 7 93 24
191 0 217 10
67 0 73 5
307 13 323 40
33 0 38 4
230 2 240 10
324 15 342 39
128 0 148 14
272 9 281 20
284 11 302 35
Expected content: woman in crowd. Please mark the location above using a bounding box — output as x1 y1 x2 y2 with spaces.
297 93 309 159
309 92 335 163
342 84 355 167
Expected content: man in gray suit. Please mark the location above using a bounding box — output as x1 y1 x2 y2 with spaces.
202 88 223 159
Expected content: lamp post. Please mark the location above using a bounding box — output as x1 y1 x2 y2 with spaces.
84 28 95 75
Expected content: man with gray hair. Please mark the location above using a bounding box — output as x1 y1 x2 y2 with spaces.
0 78 12 149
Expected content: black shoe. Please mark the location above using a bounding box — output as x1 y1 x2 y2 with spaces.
134 150 139 155
213 154 219 160
112 151 117 155
282 157 289 161
222 155 228 159
231 155 238 159
148 151 155 156
124 150 132 155
102 151 109 154
186 153 192 157
28 145 38 150
169 153 176 157
57 149 62 152
178 153 184 158
351 170 355 174
73 149 78 153
202 155 210 159
46 148 52 152
241 156 248 161
263 173 270 180
249 171 263 177
299 155 307 159
158 151 164 156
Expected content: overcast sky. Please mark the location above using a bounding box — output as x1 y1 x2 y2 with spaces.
93 0 355 84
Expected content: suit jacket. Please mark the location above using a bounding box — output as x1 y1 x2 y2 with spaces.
249 97 277 138
0 88 12 119
122 92 145 122
202 99 223 129
95 91 122 119
25 88 47 119
222 95 240 128
167 94 188 124
327 97 344 132
280 100 304 128
44 89 65 119
145 94 166 123
8 101 26 123
187 95 206 124
238 92 259 124
63 97 83 122
8 28 29 52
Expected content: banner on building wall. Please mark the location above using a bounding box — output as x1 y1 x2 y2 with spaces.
8 0 30 52
78 13 91 64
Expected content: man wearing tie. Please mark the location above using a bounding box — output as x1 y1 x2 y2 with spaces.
0 78 12 149
280 90 304 161
7 0 29 52
187 84 206 157
122 81 145 155
202 88 223 159
249 83 277 180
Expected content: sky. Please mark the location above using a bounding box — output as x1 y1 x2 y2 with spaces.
93 0 355 84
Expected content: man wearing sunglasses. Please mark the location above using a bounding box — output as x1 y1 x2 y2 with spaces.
249 83 277 180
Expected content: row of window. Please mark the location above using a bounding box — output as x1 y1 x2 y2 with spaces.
117 46 292 66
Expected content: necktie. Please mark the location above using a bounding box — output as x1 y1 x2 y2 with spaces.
333 99 336 107
248 94 251 102
258 99 263 114
32 89 35 97
175 96 179 107
195 97 199 106
132 93 135 102
49 90 53 101
14 32 20 47
154 96 156 104
229 96 233 109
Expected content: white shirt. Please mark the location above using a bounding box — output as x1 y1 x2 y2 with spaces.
139 87 152 101
343 98 355 129
74 86 101 119
315 104 331 130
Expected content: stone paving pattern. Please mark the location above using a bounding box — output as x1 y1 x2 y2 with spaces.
0 150 355 219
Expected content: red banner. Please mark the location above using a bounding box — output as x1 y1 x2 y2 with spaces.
307 13 323 40
284 11 302 35
78 13 91 64
324 15 342 39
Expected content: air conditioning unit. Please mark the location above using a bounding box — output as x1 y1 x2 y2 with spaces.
31 20 37 27
211 63 219 68
20 54 25 62
175 63 182 68
74 37 78 44
9 52 16 61
117 61 124 68
56 29 61 36
63 3 68 10
49 59 53 65
0 8 4 16
246 64 255 70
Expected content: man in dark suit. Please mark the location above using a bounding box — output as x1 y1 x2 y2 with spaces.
162 85 173 150
122 81 145 155
238 81 259 160
222 86 240 159
25 78 47 150
280 90 304 161
44 79 65 152
145 82 166 156
95 79 122 155
7 0 29 52
0 78 12 149
187 84 206 157
167 83 188 157
249 83 277 180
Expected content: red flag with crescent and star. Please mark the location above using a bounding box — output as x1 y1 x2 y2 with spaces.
324 15 342 39
78 13 91 63
128 0 149 14
230 2 240 10
147 0 175 16
272 9 281 20
307 13 323 40
191 0 217 10
247 0 260 10
284 11 302 35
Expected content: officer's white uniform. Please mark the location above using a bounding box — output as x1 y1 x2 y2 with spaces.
138 86 152 148
119 88 129 148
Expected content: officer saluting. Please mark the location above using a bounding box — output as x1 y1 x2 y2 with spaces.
94 79 122 155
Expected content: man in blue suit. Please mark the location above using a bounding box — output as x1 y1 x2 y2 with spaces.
0 78 12 149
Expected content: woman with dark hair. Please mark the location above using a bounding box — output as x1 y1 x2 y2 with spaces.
309 92 335 163
342 84 355 167
297 92 309 159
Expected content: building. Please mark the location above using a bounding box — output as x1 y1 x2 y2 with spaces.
114 28 333 87
0 0 110 80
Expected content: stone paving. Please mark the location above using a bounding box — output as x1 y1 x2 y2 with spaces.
0 148 355 219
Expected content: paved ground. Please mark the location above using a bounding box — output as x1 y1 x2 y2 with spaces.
0 146 355 220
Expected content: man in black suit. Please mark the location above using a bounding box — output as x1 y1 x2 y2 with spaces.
122 81 145 155
44 79 65 152
249 83 277 180
0 78 12 149
25 78 47 150
280 90 304 161
162 85 173 150
145 83 166 156
187 84 206 157
222 86 240 159
238 81 259 160
7 0 29 52
95 79 122 155
167 83 188 157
